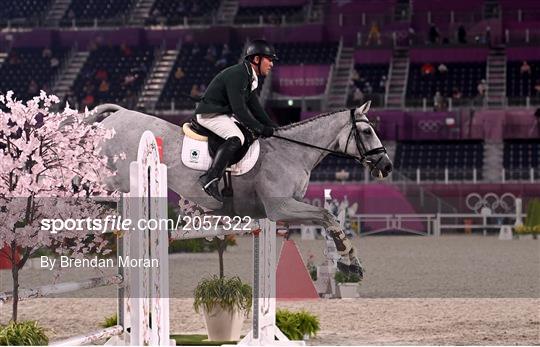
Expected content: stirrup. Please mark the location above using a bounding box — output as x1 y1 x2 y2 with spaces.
198 175 223 202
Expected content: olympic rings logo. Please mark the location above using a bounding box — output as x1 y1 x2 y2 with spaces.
418 120 442 133
465 193 517 213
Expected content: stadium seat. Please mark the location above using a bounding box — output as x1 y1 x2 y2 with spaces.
60 0 136 26
506 60 540 105
72 45 154 110
274 42 338 65
0 0 51 27
0 47 67 103
156 43 242 110
147 0 220 26
235 5 306 25
394 140 484 181
503 139 540 180
406 62 486 106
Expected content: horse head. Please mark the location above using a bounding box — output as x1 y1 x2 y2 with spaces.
337 101 393 179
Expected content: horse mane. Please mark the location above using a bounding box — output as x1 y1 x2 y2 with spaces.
277 108 349 131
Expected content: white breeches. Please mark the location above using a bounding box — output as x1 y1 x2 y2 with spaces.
196 114 245 145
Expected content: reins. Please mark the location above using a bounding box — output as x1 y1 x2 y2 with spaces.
270 109 387 162
270 134 357 159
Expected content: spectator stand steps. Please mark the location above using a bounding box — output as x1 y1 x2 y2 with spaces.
326 40 354 110
486 46 507 108
45 0 71 26
136 43 172 111
483 141 504 182
129 0 156 26
385 47 409 109
217 0 239 25
52 49 89 105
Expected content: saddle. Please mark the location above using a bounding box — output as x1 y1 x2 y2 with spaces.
181 118 260 175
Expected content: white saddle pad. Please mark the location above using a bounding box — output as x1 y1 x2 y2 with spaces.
181 136 260 176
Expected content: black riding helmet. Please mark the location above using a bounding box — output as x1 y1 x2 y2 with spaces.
244 39 278 75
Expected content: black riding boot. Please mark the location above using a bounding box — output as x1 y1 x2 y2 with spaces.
198 137 242 202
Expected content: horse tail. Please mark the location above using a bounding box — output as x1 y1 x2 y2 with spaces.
85 103 125 123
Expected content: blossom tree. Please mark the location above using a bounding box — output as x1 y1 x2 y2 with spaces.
0 91 121 321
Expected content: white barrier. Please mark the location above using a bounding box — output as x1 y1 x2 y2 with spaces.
0 131 304 346
0 131 169 346
117 130 170 345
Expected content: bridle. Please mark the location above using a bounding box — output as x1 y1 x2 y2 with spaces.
271 109 387 164
344 109 387 164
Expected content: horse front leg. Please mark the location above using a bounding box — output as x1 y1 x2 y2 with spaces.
262 198 363 279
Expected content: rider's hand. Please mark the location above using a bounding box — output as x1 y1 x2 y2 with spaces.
260 126 274 138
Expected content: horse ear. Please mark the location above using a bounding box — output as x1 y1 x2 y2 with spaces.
356 100 371 115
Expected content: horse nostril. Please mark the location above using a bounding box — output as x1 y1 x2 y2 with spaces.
384 164 392 172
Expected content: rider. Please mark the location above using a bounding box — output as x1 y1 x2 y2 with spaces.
194 39 279 202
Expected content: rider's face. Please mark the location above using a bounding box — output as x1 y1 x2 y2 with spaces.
254 56 274 76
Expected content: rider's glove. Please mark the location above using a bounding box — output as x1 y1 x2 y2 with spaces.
260 126 274 138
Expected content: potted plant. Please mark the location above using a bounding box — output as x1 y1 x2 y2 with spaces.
276 309 320 341
193 276 252 341
334 271 361 298
514 199 540 240
0 321 49 345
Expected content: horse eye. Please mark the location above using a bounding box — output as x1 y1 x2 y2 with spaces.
362 128 372 135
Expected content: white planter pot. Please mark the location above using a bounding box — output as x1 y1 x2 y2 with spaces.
337 283 359 298
518 234 534 240
203 305 246 341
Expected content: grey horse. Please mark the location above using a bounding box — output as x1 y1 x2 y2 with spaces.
94 101 392 275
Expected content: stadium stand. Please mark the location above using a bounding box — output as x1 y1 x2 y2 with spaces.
156 43 242 110
0 0 539 187
394 140 484 181
60 0 136 27
311 156 365 182
0 47 67 103
274 42 338 65
71 45 154 110
506 60 540 104
0 0 51 28
348 63 389 107
147 0 221 26
235 5 306 25
406 62 486 107
503 139 540 180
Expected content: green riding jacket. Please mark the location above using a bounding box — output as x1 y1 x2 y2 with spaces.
194 61 276 134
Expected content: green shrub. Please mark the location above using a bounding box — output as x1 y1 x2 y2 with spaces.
193 276 252 314
29 248 54 258
169 238 208 253
167 204 237 253
334 271 361 283
169 237 237 253
0 321 48 346
525 198 540 228
276 309 320 340
309 267 317 281
101 314 118 328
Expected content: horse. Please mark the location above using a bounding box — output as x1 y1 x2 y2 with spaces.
93 101 392 276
